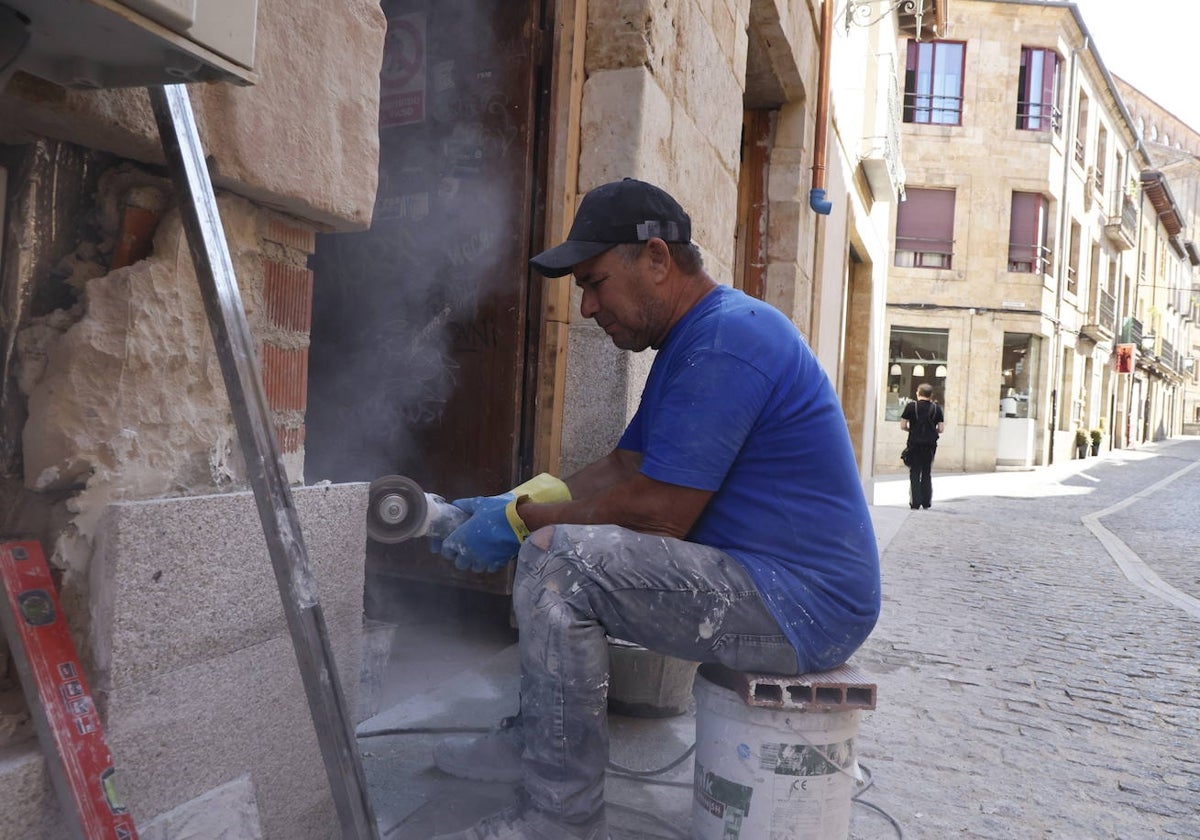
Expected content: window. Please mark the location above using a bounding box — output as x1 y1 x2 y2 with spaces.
886 327 949 420
999 333 1040 419
1008 192 1051 273
1067 221 1081 294
903 40 965 125
895 188 955 269
1016 47 1061 132
1094 126 1108 193
1074 92 1089 166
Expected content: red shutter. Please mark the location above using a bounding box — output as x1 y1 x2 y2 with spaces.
1009 192 1037 267
897 188 955 254
1040 50 1058 130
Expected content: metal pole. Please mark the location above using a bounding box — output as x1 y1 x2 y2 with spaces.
147 84 380 840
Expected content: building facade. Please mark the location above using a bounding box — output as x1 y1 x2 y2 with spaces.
876 0 1197 474
1117 80 1200 435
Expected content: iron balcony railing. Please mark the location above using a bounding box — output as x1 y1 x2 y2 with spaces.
1008 243 1052 275
1121 316 1143 346
904 92 963 126
1015 100 1062 134
895 235 954 269
1161 338 1175 370
1099 288 1116 331
1103 194 1138 250
860 52 905 199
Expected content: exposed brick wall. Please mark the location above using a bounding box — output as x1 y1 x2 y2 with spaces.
260 218 316 468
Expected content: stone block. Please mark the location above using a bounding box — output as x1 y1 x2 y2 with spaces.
104 627 358 840
90 483 368 691
579 68 673 190
560 325 642 478
140 775 264 840
585 0 675 78
667 102 739 270
0 744 66 840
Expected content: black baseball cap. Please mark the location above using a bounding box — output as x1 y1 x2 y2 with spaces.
530 178 692 277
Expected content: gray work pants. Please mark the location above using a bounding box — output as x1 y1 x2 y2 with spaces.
512 524 800 823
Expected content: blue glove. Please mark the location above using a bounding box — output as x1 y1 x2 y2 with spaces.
439 493 520 573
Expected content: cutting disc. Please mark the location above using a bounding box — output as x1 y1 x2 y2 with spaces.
366 474 429 543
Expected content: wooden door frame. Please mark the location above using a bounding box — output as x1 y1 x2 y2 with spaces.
525 0 588 478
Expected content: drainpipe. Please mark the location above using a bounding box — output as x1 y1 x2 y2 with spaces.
809 0 833 215
1048 38 1085 464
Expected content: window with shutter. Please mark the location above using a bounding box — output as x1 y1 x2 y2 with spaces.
895 188 956 269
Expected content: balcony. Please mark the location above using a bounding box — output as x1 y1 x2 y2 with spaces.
1080 289 1117 343
1103 194 1138 251
1121 316 1143 346
860 53 905 203
896 0 947 41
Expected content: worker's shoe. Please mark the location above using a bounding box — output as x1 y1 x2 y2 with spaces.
430 797 608 840
433 715 523 783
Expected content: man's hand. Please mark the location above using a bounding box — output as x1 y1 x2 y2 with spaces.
438 473 571 573
439 493 520 573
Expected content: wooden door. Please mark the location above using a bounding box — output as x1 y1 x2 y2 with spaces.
307 0 547 592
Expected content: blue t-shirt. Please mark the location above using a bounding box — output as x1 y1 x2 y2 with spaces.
617 285 880 671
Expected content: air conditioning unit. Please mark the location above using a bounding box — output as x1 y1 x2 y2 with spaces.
2 0 257 89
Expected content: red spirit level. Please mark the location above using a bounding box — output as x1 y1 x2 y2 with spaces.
0 539 139 840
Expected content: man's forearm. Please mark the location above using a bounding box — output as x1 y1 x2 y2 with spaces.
517 470 712 540
562 448 642 499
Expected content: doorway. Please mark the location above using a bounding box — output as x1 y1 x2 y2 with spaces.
306 0 550 593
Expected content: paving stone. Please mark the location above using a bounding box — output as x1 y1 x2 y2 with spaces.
851 439 1200 839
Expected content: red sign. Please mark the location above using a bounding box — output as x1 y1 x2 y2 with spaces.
1115 343 1134 374
0 540 138 839
380 13 426 128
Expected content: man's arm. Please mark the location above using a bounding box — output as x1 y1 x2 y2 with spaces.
520 457 712 540
562 448 642 499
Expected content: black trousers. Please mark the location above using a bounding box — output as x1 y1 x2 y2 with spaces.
907 444 936 508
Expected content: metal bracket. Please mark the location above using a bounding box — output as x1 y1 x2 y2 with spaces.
844 0 923 36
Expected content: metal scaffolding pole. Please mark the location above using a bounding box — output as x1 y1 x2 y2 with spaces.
148 83 380 840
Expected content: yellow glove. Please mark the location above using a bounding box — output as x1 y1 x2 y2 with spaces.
503 473 571 542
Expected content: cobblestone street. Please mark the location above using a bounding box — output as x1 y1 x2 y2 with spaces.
853 438 1200 839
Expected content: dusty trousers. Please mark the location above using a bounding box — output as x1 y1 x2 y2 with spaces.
512 524 800 823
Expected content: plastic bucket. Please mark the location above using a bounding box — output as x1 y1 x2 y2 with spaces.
691 670 861 840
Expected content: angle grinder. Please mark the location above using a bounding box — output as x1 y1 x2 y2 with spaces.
366 475 470 544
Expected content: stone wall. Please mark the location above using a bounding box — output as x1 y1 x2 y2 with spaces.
0 0 386 232
561 0 760 474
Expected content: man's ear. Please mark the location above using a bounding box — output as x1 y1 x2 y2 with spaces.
644 237 671 282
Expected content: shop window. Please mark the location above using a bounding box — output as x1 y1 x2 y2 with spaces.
1008 192 1050 273
903 40 965 125
895 188 955 269
1016 47 1061 133
999 333 1040 419
885 327 948 421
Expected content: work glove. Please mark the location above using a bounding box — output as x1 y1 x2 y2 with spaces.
438 473 571 573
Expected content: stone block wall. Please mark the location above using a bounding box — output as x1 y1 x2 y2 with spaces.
563 0 753 466
0 0 387 232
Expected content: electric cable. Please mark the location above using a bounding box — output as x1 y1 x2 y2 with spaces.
606 742 695 777
360 724 905 838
